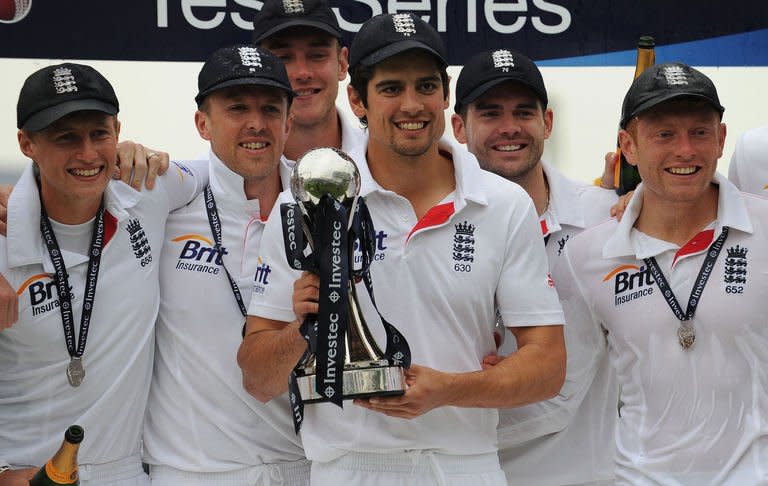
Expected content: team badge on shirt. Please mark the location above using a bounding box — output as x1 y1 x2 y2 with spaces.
723 245 748 294
556 235 570 256
127 219 153 268
453 221 475 273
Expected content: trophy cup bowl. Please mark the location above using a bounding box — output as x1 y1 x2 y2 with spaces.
290 147 406 403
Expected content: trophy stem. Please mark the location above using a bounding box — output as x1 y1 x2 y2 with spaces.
346 276 384 362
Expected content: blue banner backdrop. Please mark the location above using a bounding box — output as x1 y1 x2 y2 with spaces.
0 1 766 65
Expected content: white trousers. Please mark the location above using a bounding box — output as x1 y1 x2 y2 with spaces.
149 460 310 486
79 454 150 486
310 451 505 486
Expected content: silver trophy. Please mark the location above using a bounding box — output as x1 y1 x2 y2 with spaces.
290 147 407 403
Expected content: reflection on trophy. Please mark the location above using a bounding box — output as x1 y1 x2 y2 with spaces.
284 147 409 406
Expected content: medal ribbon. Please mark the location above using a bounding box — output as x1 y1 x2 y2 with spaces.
39 195 105 372
204 185 247 317
643 226 729 322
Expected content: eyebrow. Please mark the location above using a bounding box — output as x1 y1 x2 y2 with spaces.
373 79 402 90
375 73 441 87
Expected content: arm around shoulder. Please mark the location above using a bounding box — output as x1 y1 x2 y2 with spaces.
237 315 307 403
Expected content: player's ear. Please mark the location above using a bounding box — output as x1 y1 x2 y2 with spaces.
618 129 638 167
195 110 212 141
451 113 468 144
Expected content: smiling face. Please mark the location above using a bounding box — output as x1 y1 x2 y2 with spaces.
620 99 726 206
348 50 448 161
18 111 119 223
260 29 348 131
451 81 551 183
195 85 291 183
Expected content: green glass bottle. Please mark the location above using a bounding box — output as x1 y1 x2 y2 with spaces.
30 425 84 485
615 36 656 195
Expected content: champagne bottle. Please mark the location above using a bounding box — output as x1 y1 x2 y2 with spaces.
30 425 84 485
614 36 656 195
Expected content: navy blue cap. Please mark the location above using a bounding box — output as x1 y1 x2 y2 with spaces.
349 13 446 70
455 48 547 113
196 45 296 106
252 0 342 43
620 62 724 128
17 63 119 131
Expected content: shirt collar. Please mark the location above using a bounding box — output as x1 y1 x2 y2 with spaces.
541 161 588 232
207 149 293 203
603 172 753 259
7 163 140 268
356 136 489 210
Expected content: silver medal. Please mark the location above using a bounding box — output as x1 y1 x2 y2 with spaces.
677 324 695 350
67 357 85 387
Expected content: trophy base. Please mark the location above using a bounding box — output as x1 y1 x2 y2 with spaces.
295 360 406 403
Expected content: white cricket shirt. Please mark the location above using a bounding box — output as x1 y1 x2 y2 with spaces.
728 124 768 197
0 162 203 469
497 162 619 485
558 174 768 484
143 151 306 471
249 137 564 462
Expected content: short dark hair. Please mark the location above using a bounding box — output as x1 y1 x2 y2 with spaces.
349 50 449 128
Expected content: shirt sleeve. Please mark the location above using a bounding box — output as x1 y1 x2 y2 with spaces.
158 159 209 211
247 192 302 322
496 198 564 327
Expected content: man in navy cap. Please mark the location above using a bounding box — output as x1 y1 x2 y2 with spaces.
557 63 768 483
0 63 204 485
451 48 618 485
142 45 312 485
240 13 566 486
252 0 366 161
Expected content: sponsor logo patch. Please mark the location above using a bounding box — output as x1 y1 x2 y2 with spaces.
353 230 388 264
172 234 226 276
252 257 272 295
17 273 74 317
603 263 655 306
